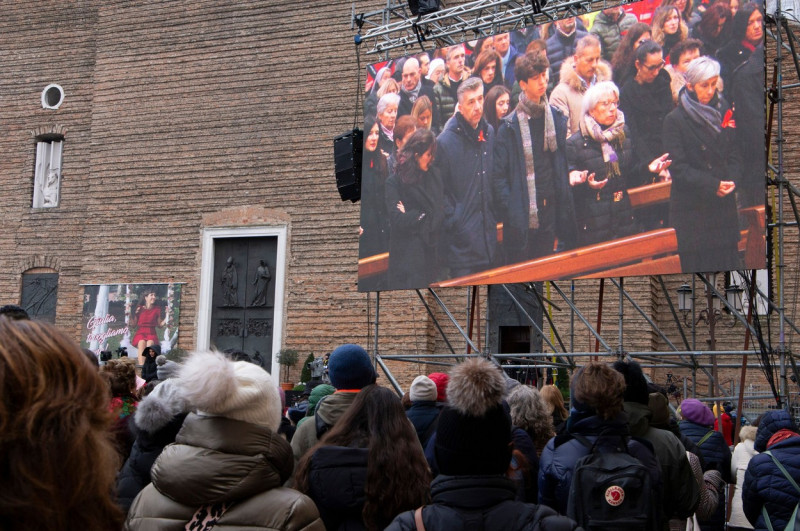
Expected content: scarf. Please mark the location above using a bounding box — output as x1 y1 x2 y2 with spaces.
380 122 394 142
679 87 722 138
110 395 138 419
581 109 626 179
401 80 422 102
516 92 558 230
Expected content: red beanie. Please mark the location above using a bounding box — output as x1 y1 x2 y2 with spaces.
428 372 449 402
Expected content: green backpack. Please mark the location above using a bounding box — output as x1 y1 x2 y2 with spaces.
761 450 800 531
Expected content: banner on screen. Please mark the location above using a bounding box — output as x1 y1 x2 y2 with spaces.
358 0 766 292
81 283 182 360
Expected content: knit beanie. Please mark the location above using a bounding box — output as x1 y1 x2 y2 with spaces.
327 344 377 390
612 360 649 405
435 358 512 476
155 355 180 380
178 350 282 431
680 398 715 427
409 375 437 402
428 372 449 402
308 384 336 416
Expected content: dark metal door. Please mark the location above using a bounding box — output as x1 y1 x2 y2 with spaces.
210 237 277 372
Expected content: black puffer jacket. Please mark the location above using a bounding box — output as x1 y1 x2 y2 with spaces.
385 475 581 531
306 445 369 531
566 124 636 246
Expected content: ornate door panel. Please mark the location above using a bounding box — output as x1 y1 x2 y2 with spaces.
210 237 277 371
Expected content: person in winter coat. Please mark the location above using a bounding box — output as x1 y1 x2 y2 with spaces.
590 6 638 61
652 5 689 61
124 350 324 531
664 39 703 104
691 3 733 57
540 384 569 434
116 378 189 512
406 374 443 447
296 383 335 428
611 22 653 89
549 34 613 138
742 409 800 531
494 53 577 263
377 92 401 157
612 360 700 525
662 56 743 273
140 344 160 383
566 81 671 245
679 398 732 531
358 116 391 291
538 361 663 518
291 344 377 467
101 358 139 466
546 17 589 88
728 425 758 530
433 44 471 133
730 44 765 209
507 384 555 457
470 49 505 96
387 358 581 531
716 2 763 93
619 40 675 190
386 128 443 288
0 317 125 531
436 77 498 277
295 385 431 531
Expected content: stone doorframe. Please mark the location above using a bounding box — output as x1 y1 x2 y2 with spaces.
197 225 288 376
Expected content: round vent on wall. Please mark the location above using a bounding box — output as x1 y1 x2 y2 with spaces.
41 84 64 110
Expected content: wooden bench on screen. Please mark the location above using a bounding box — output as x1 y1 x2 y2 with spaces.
627 181 671 208
358 252 389 278
433 228 679 286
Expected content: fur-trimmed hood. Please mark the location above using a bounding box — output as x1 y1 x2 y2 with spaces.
134 379 189 434
558 56 612 92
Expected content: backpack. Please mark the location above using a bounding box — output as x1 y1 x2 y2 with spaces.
761 450 800 531
566 433 658 531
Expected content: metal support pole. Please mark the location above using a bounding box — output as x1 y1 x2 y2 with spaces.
618 277 624 353
595 278 605 359
428 288 482 354
415 289 457 355
501 284 560 354
551 281 612 353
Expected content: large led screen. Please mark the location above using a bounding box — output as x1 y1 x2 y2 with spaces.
358 0 766 292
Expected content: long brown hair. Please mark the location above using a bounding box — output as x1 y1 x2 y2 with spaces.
295 385 431 530
541 384 569 421
0 317 124 530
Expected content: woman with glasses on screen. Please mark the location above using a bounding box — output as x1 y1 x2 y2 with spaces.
662 56 742 272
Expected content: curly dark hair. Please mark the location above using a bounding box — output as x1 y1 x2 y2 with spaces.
295 385 431 530
0 317 124 530
100 358 137 398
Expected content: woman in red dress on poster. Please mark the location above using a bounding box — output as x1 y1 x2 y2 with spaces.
133 290 166 365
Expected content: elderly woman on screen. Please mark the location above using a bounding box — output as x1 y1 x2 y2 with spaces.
662 56 742 272
377 92 401 156
566 81 671 246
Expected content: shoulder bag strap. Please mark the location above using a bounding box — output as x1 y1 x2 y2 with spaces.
414 506 426 531
697 430 715 446
761 450 800 531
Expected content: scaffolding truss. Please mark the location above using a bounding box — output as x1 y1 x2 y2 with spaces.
353 0 800 417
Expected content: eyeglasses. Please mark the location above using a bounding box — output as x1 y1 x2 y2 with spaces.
643 60 666 71
597 100 619 109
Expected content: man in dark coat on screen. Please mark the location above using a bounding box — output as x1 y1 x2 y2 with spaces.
435 77 498 278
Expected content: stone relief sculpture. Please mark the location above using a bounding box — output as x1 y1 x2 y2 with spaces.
250 259 271 307
220 256 238 306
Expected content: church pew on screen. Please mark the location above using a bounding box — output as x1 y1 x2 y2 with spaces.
627 181 671 208
358 252 389 278
433 228 679 286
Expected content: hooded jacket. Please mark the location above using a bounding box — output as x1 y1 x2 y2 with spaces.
141 344 161 383
116 380 188 512
729 425 758 530
305 445 370 531
549 57 613 138
386 475 580 531
742 410 800 531
624 401 700 520
291 390 359 466
589 9 638 61
125 413 323 530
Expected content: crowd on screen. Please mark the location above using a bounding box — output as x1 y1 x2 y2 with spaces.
360 0 765 290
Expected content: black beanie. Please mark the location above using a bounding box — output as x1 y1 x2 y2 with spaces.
612 360 649 405
434 358 512 476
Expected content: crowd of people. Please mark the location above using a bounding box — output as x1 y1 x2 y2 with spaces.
2 310 799 531
359 0 765 290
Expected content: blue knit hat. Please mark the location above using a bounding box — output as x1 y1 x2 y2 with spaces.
327 344 377 390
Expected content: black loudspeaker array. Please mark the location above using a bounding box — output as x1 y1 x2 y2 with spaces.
333 128 363 202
